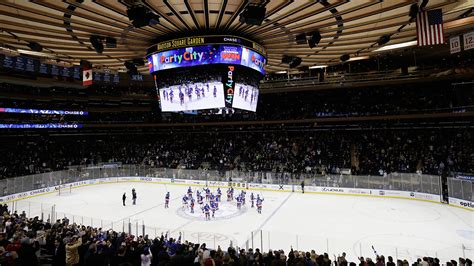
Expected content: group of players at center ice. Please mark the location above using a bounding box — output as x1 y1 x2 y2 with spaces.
165 187 264 220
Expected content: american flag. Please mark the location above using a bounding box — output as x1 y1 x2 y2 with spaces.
417 9 444 46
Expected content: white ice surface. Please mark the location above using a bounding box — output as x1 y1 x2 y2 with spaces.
14 182 473 262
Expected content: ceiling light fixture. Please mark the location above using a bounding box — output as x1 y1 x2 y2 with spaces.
372 41 417 52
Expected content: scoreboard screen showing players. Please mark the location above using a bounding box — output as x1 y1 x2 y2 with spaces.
232 84 259 112
159 81 225 112
149 36 265 113
156 65 226 112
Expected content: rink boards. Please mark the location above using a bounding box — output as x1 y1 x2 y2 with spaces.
0 176 472 212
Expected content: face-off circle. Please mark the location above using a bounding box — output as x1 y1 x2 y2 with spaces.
176 200 248 221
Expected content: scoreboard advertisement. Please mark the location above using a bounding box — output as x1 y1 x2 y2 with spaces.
147 44 266 75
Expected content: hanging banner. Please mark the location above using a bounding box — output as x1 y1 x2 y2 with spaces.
463 31 474 51
449 36 461 54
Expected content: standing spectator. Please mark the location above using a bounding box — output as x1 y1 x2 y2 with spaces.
387 256 395 266
65 236 82 266
52 238 66 266
141 249 152 266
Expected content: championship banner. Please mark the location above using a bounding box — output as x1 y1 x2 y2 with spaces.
463 31 474 51
450 36 461 54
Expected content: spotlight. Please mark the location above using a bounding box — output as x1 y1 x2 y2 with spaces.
239 5 266 26
127 5 160 28
132 58 145 66
289 57 302 68
377 35 390 46
282 55 302 68
409 4 419 19
80 60 92 68
89 35 104 53
27 41 42 52
124 61 138 75
308 31 322 48
340 54 350 62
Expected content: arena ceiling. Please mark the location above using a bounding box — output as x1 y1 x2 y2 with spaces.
0 0 473 74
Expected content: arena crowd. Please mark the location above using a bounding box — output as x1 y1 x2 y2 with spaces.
0 129 472 179
0 205 471 266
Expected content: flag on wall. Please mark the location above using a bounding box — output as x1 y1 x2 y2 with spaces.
416 9 444 46
82 66 93 86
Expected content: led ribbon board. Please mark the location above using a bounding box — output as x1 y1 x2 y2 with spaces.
147 36 266 75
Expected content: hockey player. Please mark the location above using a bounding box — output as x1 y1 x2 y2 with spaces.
250 192 255 208
241 190 246 205
197 192 204 205
256 195 264 214
215 192 220 210
182 195 188 210
169 89 174 103
203 203 210 220
195 86 201 98
236 195 242 210
179 88 184 105
132 188 137 205
211 202 217 218
205 188 211 201
227 188 232 201
190 197 195 213
122 192 126 206
213 85 217 98
216 188 222 201
187 187 193 198
165 192 170 208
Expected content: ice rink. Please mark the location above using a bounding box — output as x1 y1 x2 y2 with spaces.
13 182 473 262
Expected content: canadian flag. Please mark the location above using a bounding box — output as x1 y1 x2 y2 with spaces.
82 67 93 86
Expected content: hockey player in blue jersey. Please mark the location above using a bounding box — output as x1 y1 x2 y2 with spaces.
203 203 210 220
217 188 222 200
210 193 215 206
205 188 211 201
195 86 201 98
190 197 195 213
197 192 203 205
256 195 264 214
236 195 242 210
187 86 192 100
215 192 220 210
250 192 255 208
169 89 174 103
201 87 205 97
165 192 170 208
179 88 184 105
213 85 217 98
211 202 217 218
182 195 188 210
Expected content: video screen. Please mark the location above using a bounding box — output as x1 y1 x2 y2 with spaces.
232 83 259 112
148 44 265 75
156 66 226 112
